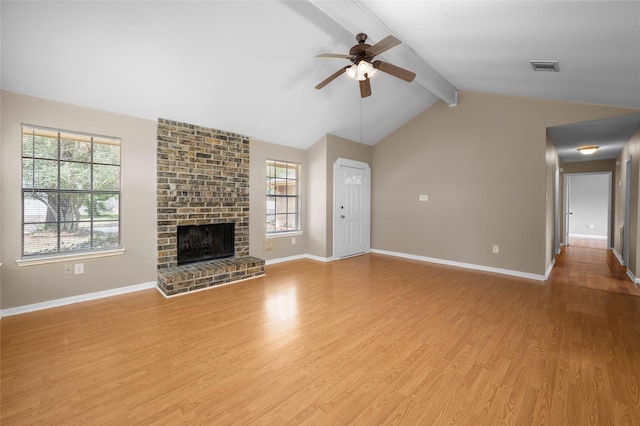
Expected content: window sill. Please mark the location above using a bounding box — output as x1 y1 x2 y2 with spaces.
16 248 126 267
266 231 303 239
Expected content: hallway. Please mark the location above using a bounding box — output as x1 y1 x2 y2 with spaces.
549 245 640 296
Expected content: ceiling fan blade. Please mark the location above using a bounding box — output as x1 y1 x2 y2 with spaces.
359 76 372 98
317 53 355 60
373 60 416 82
315 66 350 90
366 35 401 57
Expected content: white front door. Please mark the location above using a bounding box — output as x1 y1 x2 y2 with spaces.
333 159 370 259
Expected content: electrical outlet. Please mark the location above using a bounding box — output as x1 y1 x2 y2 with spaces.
264 238 273 251
419 194 428 201
492 245 499 254
74 263 84 274
64 264 73 275
291 237 296 245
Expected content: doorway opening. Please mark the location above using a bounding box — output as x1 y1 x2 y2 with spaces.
563 172 611 250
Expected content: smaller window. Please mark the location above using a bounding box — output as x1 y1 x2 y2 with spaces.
266 160 300 234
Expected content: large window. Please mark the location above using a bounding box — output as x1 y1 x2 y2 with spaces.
266 160 300 234
21 125 121 257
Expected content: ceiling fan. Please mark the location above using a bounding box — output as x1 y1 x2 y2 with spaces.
315 33 416 98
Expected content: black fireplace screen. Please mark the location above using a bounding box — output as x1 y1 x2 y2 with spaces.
177 223 234 265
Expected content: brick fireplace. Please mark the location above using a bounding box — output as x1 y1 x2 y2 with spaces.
156 119 264 296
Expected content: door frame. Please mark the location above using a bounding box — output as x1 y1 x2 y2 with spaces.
563 171 612 248
333 158 371 259
623 157 632 266
554 164 560 255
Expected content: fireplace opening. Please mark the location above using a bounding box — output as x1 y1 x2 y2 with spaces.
177 223 234 265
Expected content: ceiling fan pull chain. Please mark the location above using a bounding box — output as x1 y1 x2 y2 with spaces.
360 97 363 143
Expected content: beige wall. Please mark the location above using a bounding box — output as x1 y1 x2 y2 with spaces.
615 129 640 278
635 131 640 279
306 135 329 258
0 91 3 309
545 132 559 269
1 92 158 309
249 139 308 261
372 91 638 276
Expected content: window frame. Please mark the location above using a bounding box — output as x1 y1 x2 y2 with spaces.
20 124 122 259
266 159 301 235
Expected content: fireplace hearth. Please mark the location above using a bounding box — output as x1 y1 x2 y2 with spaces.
177 223 234 265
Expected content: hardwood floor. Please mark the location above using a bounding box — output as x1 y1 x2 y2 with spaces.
568 235 608 250
2 253 640 425
553 245 640 296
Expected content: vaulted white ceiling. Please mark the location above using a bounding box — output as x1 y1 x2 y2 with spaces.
2 1 639 151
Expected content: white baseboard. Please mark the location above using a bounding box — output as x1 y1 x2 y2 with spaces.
306 254 335 263
265 254 333 265
545 257 556 280
609 249 639 284
0 253 335 316
0 248 592 316
371 249 546 281
568 234 607 239
265 252 378 265
612 248 624 265
0 281 157 318
268 250 546 281
265 254 308 265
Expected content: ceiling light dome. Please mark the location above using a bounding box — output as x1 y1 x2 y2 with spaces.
577 145 599 155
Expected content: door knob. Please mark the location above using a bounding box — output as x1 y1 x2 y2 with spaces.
341 215 345 218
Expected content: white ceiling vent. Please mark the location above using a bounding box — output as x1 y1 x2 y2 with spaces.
530 60 559 72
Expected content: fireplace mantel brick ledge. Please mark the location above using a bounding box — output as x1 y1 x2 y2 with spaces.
156 118 264 297
157 256 264 296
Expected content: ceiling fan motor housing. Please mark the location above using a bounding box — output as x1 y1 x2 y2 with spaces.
349 33 374 64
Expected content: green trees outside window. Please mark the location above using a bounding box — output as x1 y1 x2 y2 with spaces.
21 125 121 256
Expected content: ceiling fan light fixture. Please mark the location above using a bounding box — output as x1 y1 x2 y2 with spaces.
577 145 599 155
345 65 356 79
346 60 375 81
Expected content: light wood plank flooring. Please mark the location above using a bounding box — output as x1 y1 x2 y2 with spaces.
2 253 640 424
568 235 608 250
553 245 640 296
